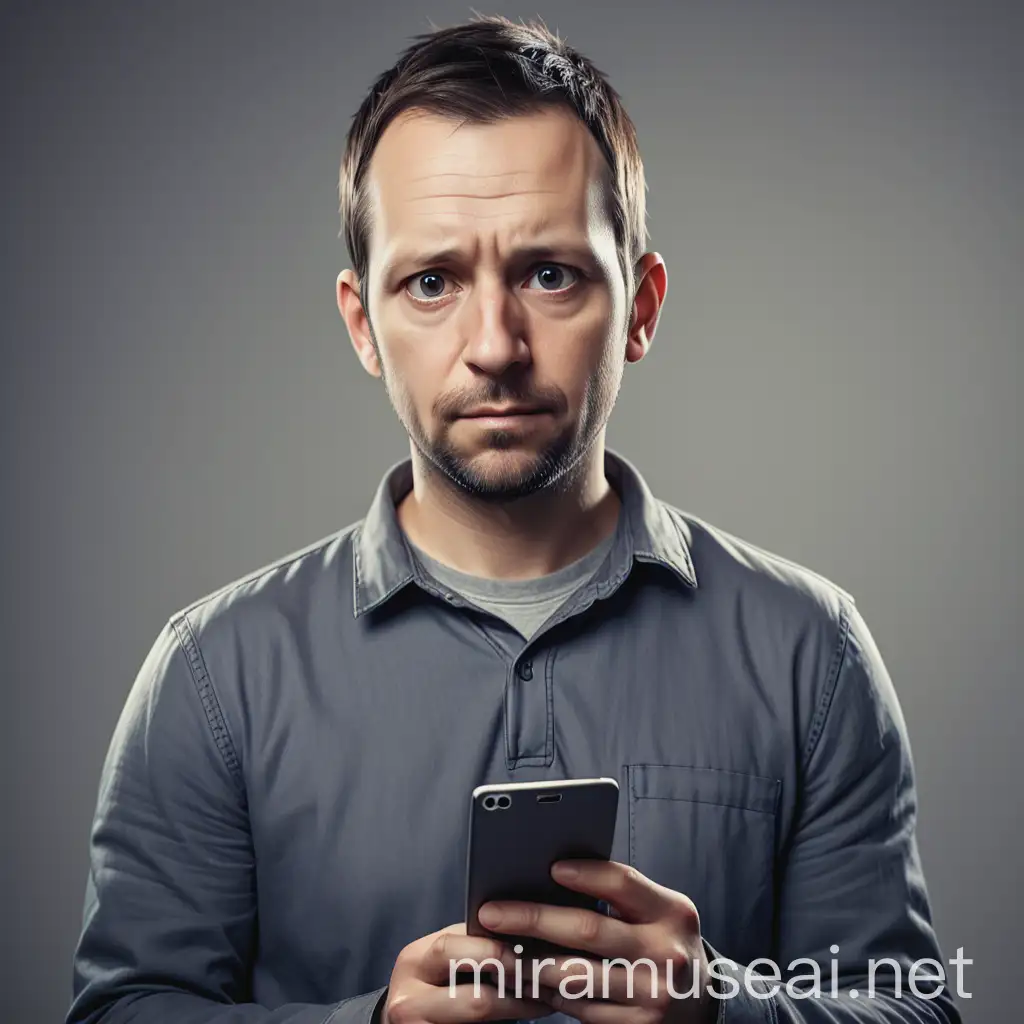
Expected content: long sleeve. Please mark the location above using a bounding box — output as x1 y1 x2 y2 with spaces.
65 617 388 1024
706 601 963 1023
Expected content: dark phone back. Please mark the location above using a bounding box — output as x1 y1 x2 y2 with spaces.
465 778 619 947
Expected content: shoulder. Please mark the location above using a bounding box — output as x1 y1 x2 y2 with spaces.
671 504 853 618
666 503 907 756
166 521 362 650
663 503 861 720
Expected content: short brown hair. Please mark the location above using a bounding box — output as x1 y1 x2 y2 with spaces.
338 14 647 295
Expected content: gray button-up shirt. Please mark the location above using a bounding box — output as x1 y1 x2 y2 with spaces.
67 451 960 1024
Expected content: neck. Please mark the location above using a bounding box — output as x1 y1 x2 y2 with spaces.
396 439 621 580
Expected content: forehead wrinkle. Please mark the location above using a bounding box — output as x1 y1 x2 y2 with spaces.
403 207 587 237
399 188 586 228
403 189 563 202
380 210 596 261
399 149 593 196
404 169 552 183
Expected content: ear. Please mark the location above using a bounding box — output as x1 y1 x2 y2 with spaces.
625 252 668 364
337 268 382 378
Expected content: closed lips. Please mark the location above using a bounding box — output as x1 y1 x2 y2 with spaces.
461 407 547 416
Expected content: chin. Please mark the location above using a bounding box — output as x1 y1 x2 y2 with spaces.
431 440 568 501
467 446 547 481
469 442 542 468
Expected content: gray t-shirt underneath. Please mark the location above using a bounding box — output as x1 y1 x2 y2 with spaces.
409 530 616 639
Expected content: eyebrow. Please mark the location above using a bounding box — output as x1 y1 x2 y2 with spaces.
379 242 602 285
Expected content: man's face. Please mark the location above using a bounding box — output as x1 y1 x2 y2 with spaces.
352 106 632 500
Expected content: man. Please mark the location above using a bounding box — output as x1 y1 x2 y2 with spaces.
67 15 961 1024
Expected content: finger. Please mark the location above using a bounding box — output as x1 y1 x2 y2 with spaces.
550 861 667 924
532 957 657 1006
532 950 684 1007
477 901 643 961
421 932 517 984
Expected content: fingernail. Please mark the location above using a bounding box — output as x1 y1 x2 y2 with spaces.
552 861 578 879
478 904 502 926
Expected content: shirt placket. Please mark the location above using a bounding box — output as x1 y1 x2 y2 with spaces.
504 647 553 769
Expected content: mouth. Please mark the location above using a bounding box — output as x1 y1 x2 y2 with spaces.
457 406 553 428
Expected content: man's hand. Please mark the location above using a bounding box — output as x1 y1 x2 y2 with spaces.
476 860 716 1024
382 921 558 1024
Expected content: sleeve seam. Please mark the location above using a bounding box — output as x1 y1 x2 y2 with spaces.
800 598 853 772
170 612 245 794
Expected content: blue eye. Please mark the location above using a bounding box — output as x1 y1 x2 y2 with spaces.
525 264 578 291
407 272 449 300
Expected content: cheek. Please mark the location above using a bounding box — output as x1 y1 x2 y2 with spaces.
541 313 621 395
375 316 453 399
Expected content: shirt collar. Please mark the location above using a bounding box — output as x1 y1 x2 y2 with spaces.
352 449 697 617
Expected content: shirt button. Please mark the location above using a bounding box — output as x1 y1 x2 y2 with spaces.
518 660 534 681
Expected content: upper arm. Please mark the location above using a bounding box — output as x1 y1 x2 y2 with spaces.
779 599 947 985
69 615 256 1020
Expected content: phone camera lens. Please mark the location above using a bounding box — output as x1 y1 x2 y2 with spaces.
483 795 496 810
497 795 511 809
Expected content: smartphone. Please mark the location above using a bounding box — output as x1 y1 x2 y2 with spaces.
465 777 619 956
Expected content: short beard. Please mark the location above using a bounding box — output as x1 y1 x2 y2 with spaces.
421 426 583 503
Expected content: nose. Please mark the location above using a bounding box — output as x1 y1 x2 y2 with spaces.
460 278 531 376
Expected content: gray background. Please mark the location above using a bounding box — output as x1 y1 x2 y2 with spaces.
3 1 1020 1021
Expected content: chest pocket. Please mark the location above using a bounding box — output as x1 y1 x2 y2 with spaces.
626 763 780 965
